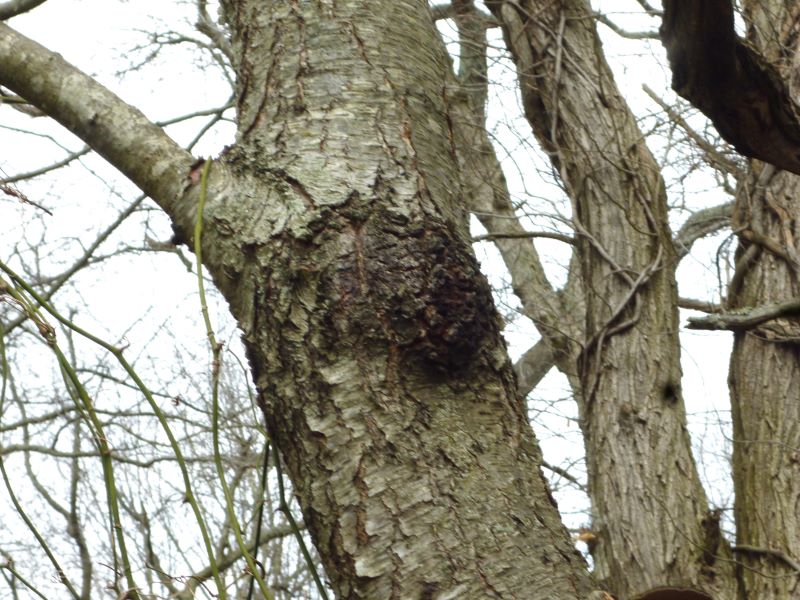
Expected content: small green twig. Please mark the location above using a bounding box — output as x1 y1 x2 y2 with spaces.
272 444 329 599
194 158 274 600
0 458 80 600
1 276 137 596
0 264 224 597
246 438 270 600
0 559 50 600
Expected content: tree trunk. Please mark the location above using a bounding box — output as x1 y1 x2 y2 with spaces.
205 2 595 596
1 1 605 596
487 1 735 597
727 3 800 597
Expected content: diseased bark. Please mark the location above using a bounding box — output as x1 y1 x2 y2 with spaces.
0 2 603 598
660 0 800 176
487 1 735 597
210 3 599 596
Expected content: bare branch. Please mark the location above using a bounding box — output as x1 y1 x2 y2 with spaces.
686 297 800 331
541 459 585 491
0 23 193 214
635 0 662 17
195 0 234 64
0 0 47 21
593 12 658 40
430 3 456 21
678 297 723 314
2 195 145 335
169 523 301 600
0 146 90 184
472 230 574 245
642 84 744 180
673 201 733 258
732 545 800 575
513 339 555 398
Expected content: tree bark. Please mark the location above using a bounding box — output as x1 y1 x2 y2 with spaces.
1 1 602 598
487 1 735 597
211 3 598 596
726 4 800 597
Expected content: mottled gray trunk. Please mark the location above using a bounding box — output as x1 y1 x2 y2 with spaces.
198 1 595 597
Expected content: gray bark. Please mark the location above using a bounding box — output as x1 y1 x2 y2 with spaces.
487 0 735 597
660 1 800 596
726 5 800 597
0 2 602 598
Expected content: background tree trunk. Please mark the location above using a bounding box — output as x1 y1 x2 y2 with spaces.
728 3 800 597
487 1 735 597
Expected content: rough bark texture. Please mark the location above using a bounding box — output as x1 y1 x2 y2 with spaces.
660 0 800 176
1 2 604 597
726 4 800 598
487 1 735 597
729 167 800 598
202 1 596 598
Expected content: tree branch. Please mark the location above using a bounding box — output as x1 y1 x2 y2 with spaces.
660 0 800 175
472 230 574 245
0 146 90 184
686 297 800 331
0 23 194 214
732 544 800 574
513 338 555 398
169 523 302 600
678 297 723 314
541 459 585 490
642 84 744 181
0 0 46 20
673 201 733 258
593 12 658 40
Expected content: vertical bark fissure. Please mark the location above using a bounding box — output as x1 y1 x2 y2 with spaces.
728 5 800 598
487 1 735 597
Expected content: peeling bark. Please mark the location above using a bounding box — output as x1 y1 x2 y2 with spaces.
0 1 608 598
